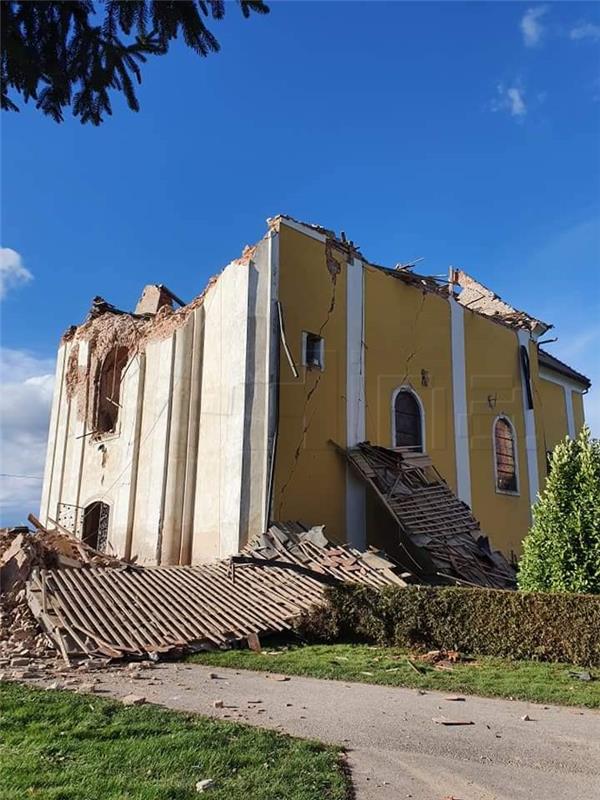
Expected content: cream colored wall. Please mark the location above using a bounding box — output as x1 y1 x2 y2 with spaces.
464 311 530 558
40 249 274 565
272 225 348 542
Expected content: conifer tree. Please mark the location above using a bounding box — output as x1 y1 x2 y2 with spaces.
518 425 600 594
1 1 269 125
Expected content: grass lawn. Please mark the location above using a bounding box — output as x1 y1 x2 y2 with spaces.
0 682 348 800
189 643 600 708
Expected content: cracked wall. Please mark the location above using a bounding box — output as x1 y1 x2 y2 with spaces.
273 224 348 542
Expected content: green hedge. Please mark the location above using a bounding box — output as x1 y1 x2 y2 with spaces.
298 584 600 666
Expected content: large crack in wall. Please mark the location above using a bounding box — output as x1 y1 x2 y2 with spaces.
276 240 344 517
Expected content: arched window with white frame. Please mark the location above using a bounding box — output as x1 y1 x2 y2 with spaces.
392 387 424 452
493 415 519 494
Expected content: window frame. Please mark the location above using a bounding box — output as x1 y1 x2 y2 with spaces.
95 346 129 437
391 385 425 452
493 414 520 496
301 331 325 371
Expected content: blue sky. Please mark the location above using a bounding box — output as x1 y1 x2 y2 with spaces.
1 1 599 523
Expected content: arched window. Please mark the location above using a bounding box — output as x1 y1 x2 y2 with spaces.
96 346 128 434
82 501 110 552
494 416 518 493
392 387 424 451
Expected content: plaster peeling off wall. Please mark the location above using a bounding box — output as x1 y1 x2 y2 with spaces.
40 237 274 564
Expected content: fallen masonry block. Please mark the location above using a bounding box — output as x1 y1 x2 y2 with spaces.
0 534 33 593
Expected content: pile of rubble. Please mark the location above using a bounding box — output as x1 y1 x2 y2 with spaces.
0 519 131 674
1 520 406 669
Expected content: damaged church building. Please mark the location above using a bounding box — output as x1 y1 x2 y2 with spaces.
39 215 591 575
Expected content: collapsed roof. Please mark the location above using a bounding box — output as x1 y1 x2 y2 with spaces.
340 442 516 590
271 215 553 334
449 268 551 334
25 522 406 662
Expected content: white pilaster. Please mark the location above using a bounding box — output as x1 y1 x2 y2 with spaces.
346 257 366 549
262 230 280 531
518 330 539 512
450 298 472 508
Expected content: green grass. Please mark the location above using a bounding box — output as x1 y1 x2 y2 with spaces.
0 682 348 800
189 643 600 708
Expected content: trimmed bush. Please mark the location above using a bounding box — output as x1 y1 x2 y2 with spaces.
298 584 600 666
519 426 600 594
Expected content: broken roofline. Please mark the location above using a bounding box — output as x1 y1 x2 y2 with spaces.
270 215 552 335
65 213 552 340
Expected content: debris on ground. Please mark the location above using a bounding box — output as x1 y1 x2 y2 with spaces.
568 670 594 682
432 717 474 726
0 518 134 671
416 649 464 671
195 779 215 793
21 523 405 663
122 694 146 706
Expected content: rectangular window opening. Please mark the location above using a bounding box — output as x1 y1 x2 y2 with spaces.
302 332 324 371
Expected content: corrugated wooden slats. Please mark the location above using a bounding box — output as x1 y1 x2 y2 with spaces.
26 525 405 661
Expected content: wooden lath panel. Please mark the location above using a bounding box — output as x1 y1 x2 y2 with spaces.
27 527 406 661
343 442 516 589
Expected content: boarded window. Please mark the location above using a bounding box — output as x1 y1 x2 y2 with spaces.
393 390 423 451
494 417 518 493
96 346 128 434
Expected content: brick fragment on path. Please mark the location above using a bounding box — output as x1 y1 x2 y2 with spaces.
122 694 146 706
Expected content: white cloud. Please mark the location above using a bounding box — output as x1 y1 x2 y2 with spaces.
491 83 527 119
0 348 55 525
520 6 548 47
0 248 33 300
570 22 600 42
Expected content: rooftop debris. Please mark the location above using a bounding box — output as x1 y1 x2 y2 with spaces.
340 442 516 590
451 268 551 334
21 523 405 664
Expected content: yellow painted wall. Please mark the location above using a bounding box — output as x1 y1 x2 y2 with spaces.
538 378 568 452
573 392 585 433
363 268 457 489
272 225 348 542
464 311 530 559
272 222 587 561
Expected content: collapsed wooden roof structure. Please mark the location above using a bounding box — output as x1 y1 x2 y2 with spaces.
340 443 516 589
26 523 406 662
